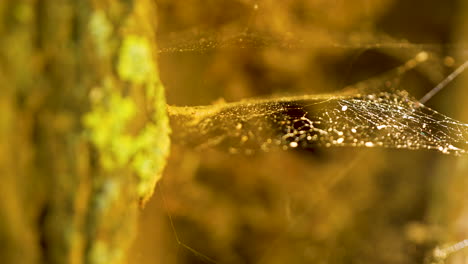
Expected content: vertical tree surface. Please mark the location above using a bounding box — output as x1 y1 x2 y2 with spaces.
0 1 170 264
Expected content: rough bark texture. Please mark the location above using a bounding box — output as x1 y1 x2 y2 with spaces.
0 1 170 264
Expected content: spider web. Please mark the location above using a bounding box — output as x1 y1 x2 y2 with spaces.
169 89 468 156
157 28 456 56
160 7 468 157
133 3 468 264
159 33 468 264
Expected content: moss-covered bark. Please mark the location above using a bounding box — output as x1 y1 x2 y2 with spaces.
0 1 170 264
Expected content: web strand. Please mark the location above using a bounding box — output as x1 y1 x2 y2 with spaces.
158 183 219 264
420 60 468 104
432 239 468 263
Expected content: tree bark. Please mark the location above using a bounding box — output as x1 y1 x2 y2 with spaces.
0 1 170 264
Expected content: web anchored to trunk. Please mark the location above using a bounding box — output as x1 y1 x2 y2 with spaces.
169 90 468 156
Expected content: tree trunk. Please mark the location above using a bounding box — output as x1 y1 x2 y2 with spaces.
0 1 170 264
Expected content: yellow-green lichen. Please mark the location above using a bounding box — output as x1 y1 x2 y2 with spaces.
13 3 33 24
89 240 123 264
83 90 137 170
89 10 113 57
132 82 170 198
83 34 170 202
117 35 154 84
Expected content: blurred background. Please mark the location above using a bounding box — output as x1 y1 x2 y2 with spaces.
130 0 468 263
